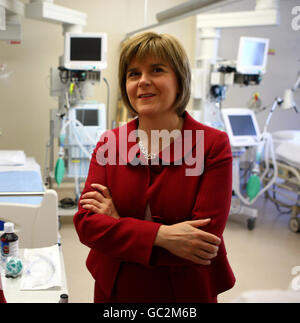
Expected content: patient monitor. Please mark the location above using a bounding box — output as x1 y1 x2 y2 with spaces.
68 103 106 146
236 37 269 75
64 32 107 71
222 108 261 147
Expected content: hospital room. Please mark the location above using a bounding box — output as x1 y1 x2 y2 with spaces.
0 0 300 306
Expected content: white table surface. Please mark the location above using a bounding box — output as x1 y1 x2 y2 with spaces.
2 246 68 303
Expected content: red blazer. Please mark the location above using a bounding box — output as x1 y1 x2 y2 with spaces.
74 111 235 302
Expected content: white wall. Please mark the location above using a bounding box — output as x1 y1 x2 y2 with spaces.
0 0 194 170
0 0 299 172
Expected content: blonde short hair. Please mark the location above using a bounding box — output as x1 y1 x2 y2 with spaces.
118 32 191 117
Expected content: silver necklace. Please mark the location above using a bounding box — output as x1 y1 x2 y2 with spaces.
138 140 157 160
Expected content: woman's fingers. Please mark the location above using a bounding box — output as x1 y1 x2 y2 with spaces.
81 203 101 214
80 198 102 211
185 250 217 266
199 240 219 254
80 184 120 220
81 190 105 203
187 219 221 246
186 251 216 265
155 220 222 266
194 248 218 260
199 230 221 246
81 183 111 202
190 256 211 266
91 183 111 198
187 218 211 227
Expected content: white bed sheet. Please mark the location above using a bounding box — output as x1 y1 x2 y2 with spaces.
0 157 41 173
0 150 26 166
276 142 300 169
272 130 300 169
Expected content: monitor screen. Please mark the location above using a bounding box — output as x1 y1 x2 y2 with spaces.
64 32 107 70
70 37 102 62
76 109 99 126
228 115 257 136
239 41 266 67
236 37 269 74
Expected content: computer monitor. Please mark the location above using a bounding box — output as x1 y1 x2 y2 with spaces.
222 108 261 147
64 32 107 71
68 103 106 146
236 37 269 75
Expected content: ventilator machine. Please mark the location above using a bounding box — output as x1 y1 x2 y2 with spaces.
188 1 300 231
45 32 109 202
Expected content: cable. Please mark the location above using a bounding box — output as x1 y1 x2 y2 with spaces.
233 133 278 206
58 67 69 84
272 187 293 215
103 77 110 130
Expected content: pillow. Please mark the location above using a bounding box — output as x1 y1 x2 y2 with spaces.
0 150 26 166
272 130 300 141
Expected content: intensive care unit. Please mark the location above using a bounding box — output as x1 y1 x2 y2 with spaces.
40 0 300 233
0 0 300 304
0 0 299 237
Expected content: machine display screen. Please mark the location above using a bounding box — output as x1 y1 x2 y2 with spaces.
70 37 102 61
239 40 266 67
229 115 257 136
76 109 99 126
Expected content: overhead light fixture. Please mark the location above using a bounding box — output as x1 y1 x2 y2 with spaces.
126 0 239 38
156 0 238 22
283 73 300 113
25 0 87 27
283 89 299 113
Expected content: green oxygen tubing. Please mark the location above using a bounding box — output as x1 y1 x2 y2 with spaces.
232 97 284 207
246 142 264 201
54 118 69 186
54 113 96 186
232 131 278 207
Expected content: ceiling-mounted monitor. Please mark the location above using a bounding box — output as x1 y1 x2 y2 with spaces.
236 37 269 75
64 32 107 71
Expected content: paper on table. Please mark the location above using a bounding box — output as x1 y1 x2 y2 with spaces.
20 245 62 290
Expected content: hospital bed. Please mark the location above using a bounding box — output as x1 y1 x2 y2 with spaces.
0 151 69 303
261 131 300 232
0 151 59 248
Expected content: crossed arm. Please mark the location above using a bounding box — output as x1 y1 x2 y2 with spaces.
80 183 221 266
76 130 232 267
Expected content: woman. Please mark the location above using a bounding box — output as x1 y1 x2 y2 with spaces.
74 32 235 303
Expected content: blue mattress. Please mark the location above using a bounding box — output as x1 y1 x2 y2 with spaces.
0 171 44 205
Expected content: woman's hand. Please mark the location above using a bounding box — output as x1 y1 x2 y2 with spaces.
154 219 221 265
79 183 120 220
